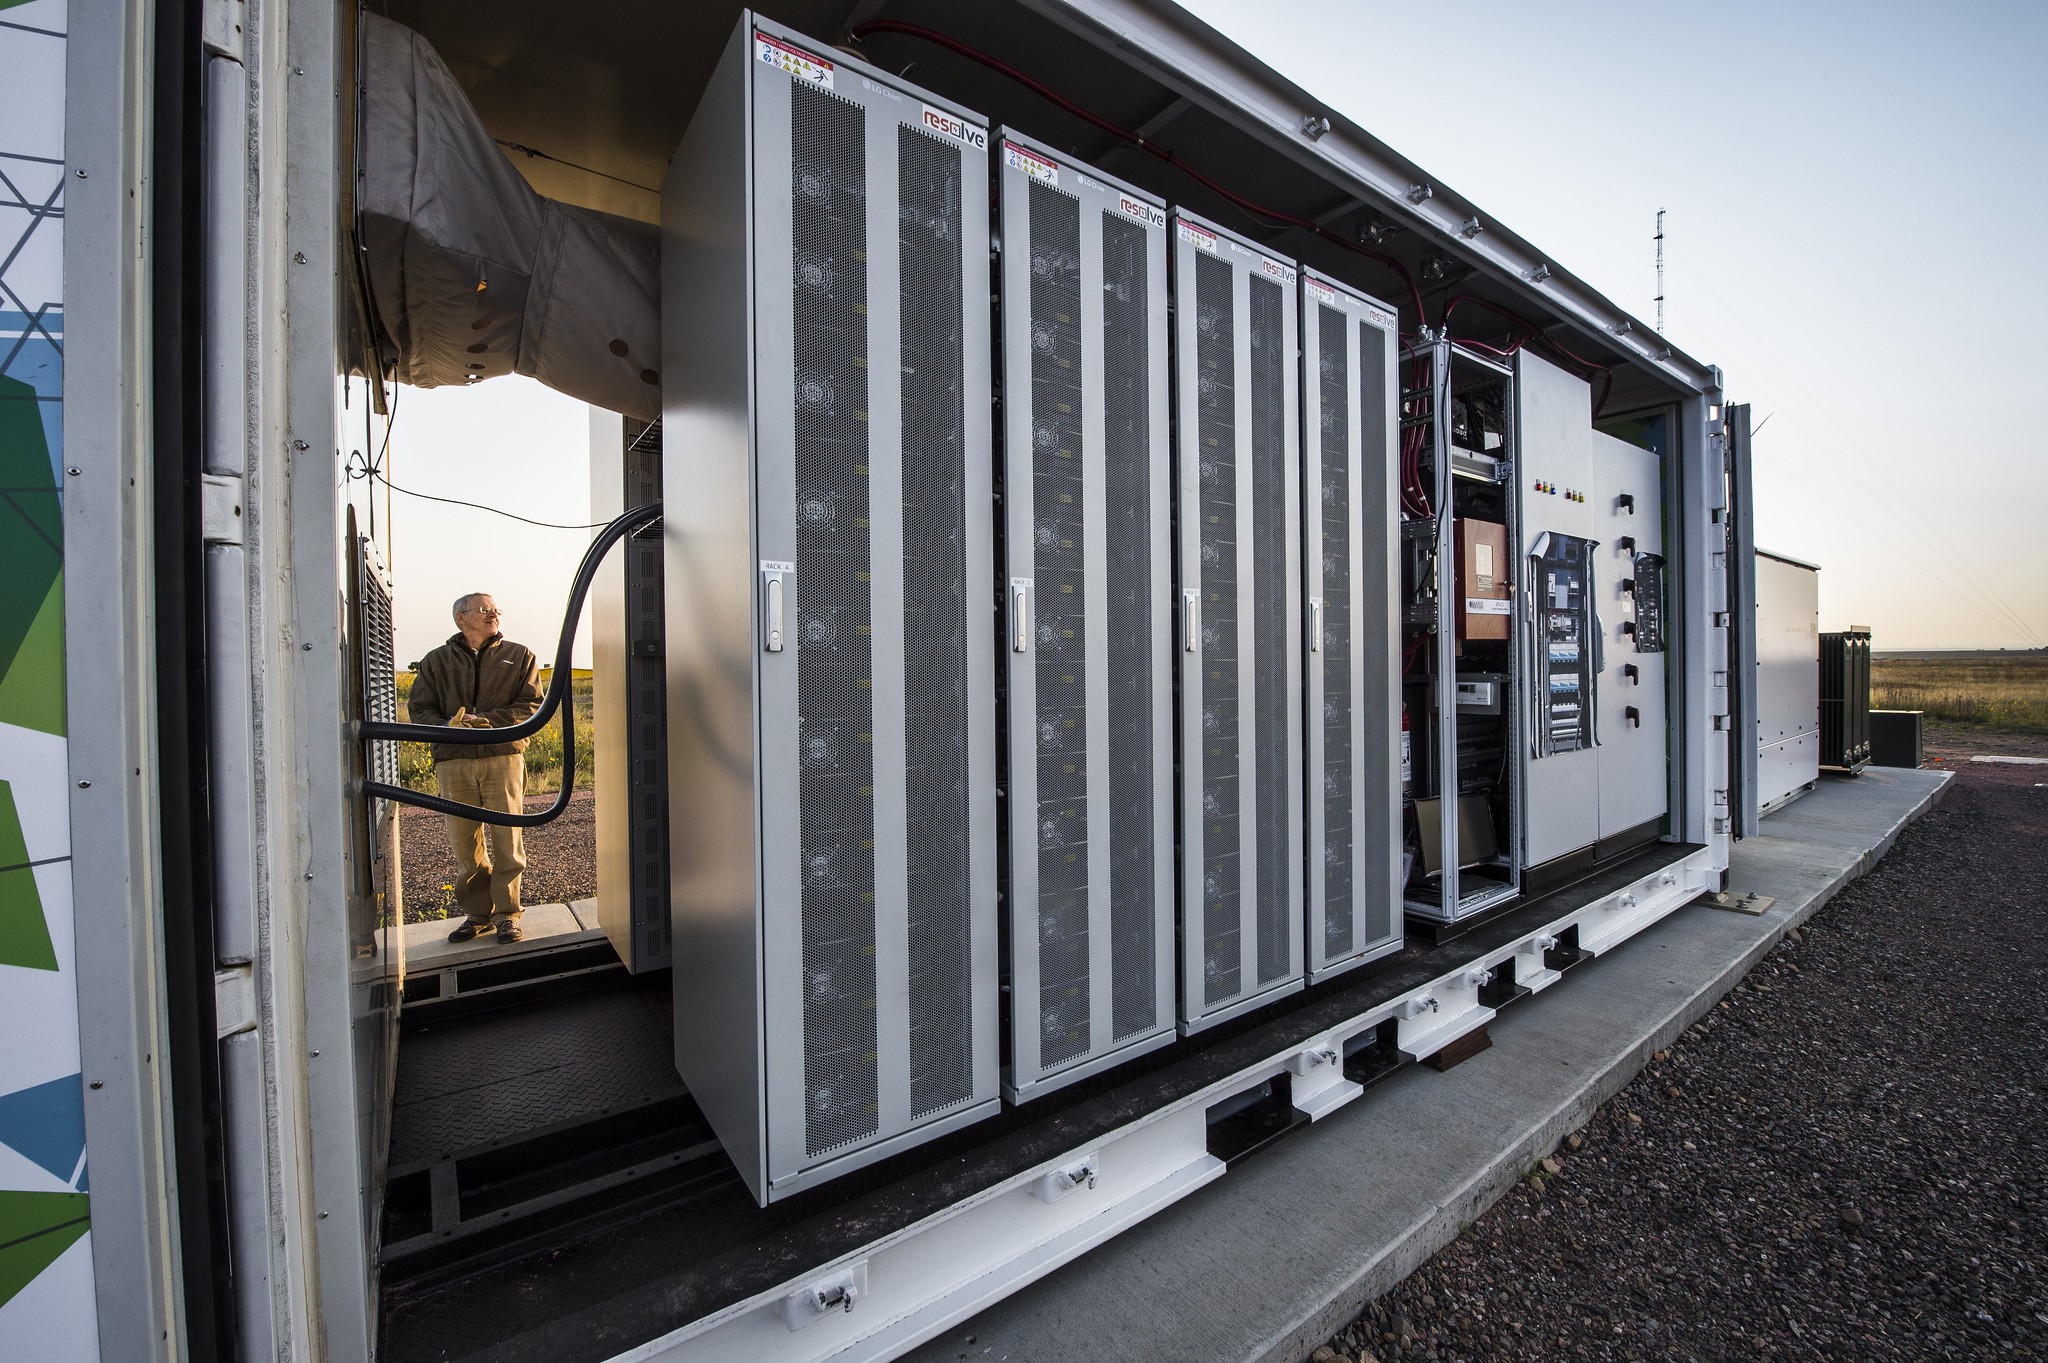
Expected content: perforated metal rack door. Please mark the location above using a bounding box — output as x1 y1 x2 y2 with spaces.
1246 274 1291 990
1302 275 1403 981
1313 301 1354 965
1174 215 1302 1031
1098 210 1164 1047
789 79 880 1160
896 122 976 1122
999 138 1171 1098
1192 250 1242 1010
1025 181 1091 1071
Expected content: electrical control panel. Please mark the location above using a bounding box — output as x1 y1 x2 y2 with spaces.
1519 354 1672 870
1530 531 1597 755
1628 552 1666 653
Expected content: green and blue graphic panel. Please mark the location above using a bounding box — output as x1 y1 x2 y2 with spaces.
2 2 101 1358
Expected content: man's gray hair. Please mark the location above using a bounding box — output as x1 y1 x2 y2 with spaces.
453 592 488 620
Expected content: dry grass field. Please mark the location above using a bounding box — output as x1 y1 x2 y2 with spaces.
1871 651 2048 732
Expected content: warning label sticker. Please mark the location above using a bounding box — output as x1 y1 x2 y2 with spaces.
755 31 833 89
1004 142 1060 185
1308 280 1338 307
921 105 988 151
1117 194 1166 229
1177 220 1218 252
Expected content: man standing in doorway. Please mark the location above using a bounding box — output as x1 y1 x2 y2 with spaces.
407 593 545 943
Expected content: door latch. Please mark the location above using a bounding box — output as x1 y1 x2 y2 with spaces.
1183 589 1200 653
762 563 793 653
1010 578 1031 654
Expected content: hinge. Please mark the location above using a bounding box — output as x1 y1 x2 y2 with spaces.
202 0 246 60
215 966 256 1039
781 1263 868 1332
202 474 245 544
1034 1153 1101 1203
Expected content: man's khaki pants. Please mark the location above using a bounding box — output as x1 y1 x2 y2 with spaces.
436 754 526 928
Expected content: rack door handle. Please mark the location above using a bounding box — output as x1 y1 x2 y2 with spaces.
763 567 788 653
1308 597 1322 653
1183 590 1200 653
1011 578 1031 653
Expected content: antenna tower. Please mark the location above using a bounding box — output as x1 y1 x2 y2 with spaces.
1654 208 1666 335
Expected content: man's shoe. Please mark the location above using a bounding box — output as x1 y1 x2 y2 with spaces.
496 922 524 944
447 920 492 943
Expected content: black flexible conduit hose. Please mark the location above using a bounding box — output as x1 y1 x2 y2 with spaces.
355 502 662 828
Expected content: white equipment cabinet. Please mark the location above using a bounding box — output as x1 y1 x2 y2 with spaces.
1753 550 1822 815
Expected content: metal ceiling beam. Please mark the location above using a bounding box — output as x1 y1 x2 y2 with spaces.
1026 0 1717 396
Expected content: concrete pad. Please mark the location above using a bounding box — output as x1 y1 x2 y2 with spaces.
569 897 601 931
904 766 1950 1363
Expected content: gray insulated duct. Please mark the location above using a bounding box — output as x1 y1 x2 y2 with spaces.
361 14 661 420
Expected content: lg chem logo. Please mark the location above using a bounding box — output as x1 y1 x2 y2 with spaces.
921 105 988 151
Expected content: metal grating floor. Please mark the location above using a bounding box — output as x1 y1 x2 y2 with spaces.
389 982 681 1165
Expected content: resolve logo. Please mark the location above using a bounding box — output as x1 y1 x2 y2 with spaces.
1117 195 1166 229
921 105 988 151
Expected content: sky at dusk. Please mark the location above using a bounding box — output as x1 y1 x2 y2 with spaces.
386 0 2046 663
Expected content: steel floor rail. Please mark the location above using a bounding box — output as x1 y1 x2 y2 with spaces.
380 837 1718 1363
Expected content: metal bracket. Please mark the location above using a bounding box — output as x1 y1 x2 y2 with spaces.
781 1263 869 1332
1464 966 1494 990
1034 1154 1099 1204
214 966 255 1039
1705 889 1775 916
202 474 245 545
1285 1045 1340 1076
1399 995 1439 1019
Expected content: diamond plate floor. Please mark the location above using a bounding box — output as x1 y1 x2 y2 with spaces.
389 981 681 1165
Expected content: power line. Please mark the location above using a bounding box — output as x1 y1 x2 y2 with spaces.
494 139 659 196
356 463 609 531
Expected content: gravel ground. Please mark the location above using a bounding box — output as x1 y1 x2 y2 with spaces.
397 790 596 921
1314 741 2048 1363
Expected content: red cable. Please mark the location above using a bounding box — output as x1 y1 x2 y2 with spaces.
849 19 1428 325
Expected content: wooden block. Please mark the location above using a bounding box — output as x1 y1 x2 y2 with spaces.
1422 1024 1492 1072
